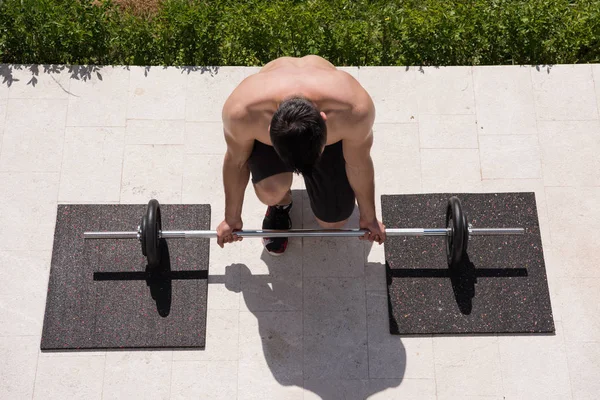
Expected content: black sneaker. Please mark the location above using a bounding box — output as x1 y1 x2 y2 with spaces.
262 201 292 256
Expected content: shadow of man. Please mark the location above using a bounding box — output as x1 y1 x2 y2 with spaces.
222 189 407 399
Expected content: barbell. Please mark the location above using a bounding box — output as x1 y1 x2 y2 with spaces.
83 196 524 268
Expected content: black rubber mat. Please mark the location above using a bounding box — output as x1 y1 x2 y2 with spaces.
41 203 210 350
382 193 555 335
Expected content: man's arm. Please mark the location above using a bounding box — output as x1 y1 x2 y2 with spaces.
343 129 376 221
222 119 254 223
342 95 377 222
341 95 386 243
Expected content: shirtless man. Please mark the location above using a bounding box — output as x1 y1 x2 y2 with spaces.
217 55 386 255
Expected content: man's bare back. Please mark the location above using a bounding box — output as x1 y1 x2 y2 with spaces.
217 55 385 250
222 55 375 146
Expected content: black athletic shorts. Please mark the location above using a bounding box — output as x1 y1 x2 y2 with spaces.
247 140 356 223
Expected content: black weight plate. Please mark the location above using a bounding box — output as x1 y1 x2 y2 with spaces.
445 196 468 266
145 199 162 268
140 213 148 257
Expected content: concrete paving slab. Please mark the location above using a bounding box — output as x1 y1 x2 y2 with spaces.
102 352 172 400
531 64 599 120
34 354 105 400
0 335 38 400
0 98 67 172
186 67 248 122
419 114 478 149
128 66 187 120
170 360 238 400
237 311 304 400
499 322 572 400
359 67 418 123
479 135 542 179
416 66 475 115
125 119 185 145
7 65 72 100
473 65 537 135
433 336 502 398
185 121 226 154
67 66 129 127
59 127 125 203
0 251 50 336
120 144 184 203
420 149 482 192
538 120 600 187
566 341 600 400
0 172 59 251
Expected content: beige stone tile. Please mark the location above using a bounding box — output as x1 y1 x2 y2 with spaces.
479 135 542 179
58 127 125 202
538 120 600 187
239 240 303 312
553 278 600 342
303 379 370 400
302 235 365 278
0 172 59 251
359 67 418 123
416 66 476 115
367 379 436 399
120 144 184 203
373 123 420 151
0 251 50 336
545 187 600 278
125 119 185 145
566 341 600 400
531 64 599 120
304 278 368 380
0 98 67 172
67 66 129 127
594 65 600 118
102 351 172 400
473 66 537 135
304 379 433 400
367 291 433 379
0 69 9 98
8 65 72 99
181 153 225 230
371 123 422 199
172 310 238 361
437 396 503 400
499 322 572 400
420 114 478 149
0 335 38 399
433 336 502 398
185 121 226 154
421 149 482 192
364 260 386 292
33 354 105 400
170 360 237 400
237 311 303 399
128 66 187 120
206 256 241 310
0 98 6 139
186 67 247 122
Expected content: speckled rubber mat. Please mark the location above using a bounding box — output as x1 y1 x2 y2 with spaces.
382 193 555 335
41 203 210 350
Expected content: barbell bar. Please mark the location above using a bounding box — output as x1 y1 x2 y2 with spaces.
83 227 523 240
83 196 525 268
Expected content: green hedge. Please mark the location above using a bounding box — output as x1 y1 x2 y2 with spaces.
1 0 599 66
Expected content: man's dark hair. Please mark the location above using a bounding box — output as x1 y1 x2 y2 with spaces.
270 96 327 177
